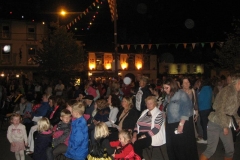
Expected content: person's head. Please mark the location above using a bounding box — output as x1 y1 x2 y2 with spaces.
139 76 148 88
121 96 133 110
37 117 51 132
83 95 94 105
20 96 27 104
66 99 78 113
94 122 109 140
48 95 56 107
118 130 132 145
148 83 156 94
163 78 179 97
72 102 85 118
95 99 108 110
42 94 50 102
10 113 22 126
107 94 121 108
145 96 157 111
180 77 191 90
60 109 72 124
152 87 161 97
230 72 240 91
227 73 233 85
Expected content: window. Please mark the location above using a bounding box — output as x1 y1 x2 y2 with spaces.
1 23 11 39
177 64 181 73
27 25 36 40
1 44 11 64
187 65 190 73
193 65 197 72
27 46 37 65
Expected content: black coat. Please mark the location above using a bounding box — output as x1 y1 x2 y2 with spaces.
115 108 139 131
33 131 52 160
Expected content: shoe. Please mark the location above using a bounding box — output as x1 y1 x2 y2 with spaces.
197 139 207 144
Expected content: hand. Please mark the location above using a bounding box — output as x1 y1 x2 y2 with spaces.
177 125 183 134
132 137 137 144
116 146 121 149
112 154 115 157
223 128 229 135
11 142 16 147
138 135 146 139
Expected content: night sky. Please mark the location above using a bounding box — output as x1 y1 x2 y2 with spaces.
1 0 240 62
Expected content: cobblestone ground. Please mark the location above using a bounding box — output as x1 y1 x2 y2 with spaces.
1 125 240 160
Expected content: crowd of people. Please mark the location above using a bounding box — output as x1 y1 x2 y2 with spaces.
2 72 240 160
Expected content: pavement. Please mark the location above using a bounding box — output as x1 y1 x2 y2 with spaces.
1 124 240 160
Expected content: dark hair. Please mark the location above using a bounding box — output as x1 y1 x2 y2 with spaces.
163 78 179 97
180 77 192 88
110 94 121 108
67 99 78 106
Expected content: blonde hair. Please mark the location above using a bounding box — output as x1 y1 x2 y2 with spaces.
145 96 157 107
122 96 133 109
60 109 72 117
37 117 51 132
95 99 108 110
10 113 22 123
140 76 149 83
119 130 132 143
72 102 85 115
94 122 109 140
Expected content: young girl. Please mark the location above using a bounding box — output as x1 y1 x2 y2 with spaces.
88 122 114 160
7 113 28 160
33 117 52 160
110 130 141 160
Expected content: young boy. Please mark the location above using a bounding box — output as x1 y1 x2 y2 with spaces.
46 109 71 160
65 102 88 160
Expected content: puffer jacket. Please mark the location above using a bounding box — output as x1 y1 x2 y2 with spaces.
65 116 88 160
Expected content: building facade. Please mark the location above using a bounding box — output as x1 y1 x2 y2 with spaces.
0 19 47 80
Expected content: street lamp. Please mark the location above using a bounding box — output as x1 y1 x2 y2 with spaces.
57 9 67 25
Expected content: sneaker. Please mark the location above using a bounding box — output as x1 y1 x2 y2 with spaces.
197 139 207 144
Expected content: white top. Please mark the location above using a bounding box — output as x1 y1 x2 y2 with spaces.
7 123 27 143
105 106 119 127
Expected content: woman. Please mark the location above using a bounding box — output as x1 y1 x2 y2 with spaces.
132 96 165 159
47 96 66 126
135 76 151 113
163 78 198 160
197 78 212 144
108 96 138 141
180 77 199 138
105 94 120 127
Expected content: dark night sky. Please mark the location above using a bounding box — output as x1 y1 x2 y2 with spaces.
1 0 240 56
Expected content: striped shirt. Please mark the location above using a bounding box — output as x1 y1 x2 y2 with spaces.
134 112 163 136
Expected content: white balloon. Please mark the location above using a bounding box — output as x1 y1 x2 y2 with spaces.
123 77 131 85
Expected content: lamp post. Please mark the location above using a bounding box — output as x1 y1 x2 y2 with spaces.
113 0 118 78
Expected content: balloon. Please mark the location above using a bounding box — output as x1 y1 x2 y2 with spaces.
123 77 132 85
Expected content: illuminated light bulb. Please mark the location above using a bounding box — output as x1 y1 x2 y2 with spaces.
97 6 100 9
90 22 92 25
32 19 34 22
22 16 24 19
10 12 12 14
42 22 45 24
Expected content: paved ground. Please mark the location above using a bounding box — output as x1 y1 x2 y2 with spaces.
1 124 240 160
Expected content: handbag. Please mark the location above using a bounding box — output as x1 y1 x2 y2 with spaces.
226 114 239 130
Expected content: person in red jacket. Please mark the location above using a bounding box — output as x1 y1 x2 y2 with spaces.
110 130 140 160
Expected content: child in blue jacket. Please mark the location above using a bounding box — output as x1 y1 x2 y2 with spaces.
65 102 88 160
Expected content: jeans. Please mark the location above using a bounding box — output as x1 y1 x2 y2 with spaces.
199 109 211 140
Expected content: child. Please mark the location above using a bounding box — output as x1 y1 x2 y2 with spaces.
65 102 88 160
110 130 141 160
46 109 71 159
33 117 52 160
7 113 28 160
88 122 114 160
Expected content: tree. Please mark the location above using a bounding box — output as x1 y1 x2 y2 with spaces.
36 23 85 79
214 19 240 71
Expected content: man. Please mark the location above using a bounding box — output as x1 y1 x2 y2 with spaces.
32 94 50 117
83 95 95 125
55 80 65 96
200 72 240 160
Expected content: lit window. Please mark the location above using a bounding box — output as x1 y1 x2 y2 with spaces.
27 46 37 65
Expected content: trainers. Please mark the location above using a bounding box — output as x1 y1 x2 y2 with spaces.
197 139 207 144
